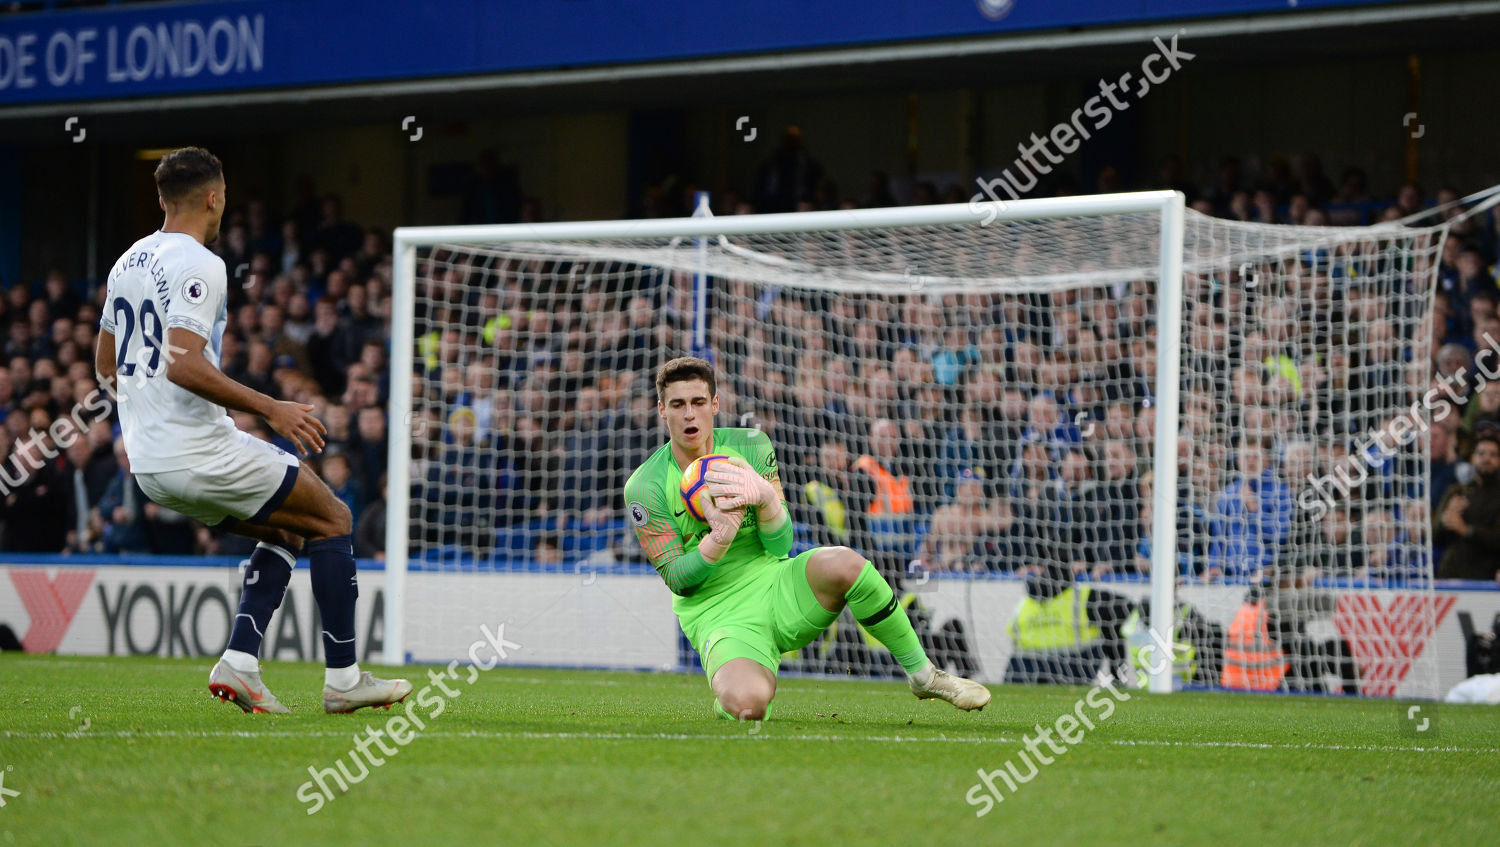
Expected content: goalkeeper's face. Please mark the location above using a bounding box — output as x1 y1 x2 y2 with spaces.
659 378 719 455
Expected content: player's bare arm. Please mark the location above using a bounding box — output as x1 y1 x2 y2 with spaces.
94 328 117 394
164 327 327 455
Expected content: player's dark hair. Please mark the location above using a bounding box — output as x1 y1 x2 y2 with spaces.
154 147 223 203
1473 428 1500 455
655 356 715 401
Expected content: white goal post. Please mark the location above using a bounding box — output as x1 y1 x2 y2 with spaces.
385 189 1449 699
386 191 1187 689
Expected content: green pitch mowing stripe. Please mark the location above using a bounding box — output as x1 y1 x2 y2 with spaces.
0 655 1496 847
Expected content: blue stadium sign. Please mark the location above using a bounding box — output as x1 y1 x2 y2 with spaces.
0 0 1405 106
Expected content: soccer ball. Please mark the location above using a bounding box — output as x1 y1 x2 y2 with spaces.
680 454 732 522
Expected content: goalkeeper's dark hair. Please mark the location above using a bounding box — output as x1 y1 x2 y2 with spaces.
154 147 223 203
655 356 715 401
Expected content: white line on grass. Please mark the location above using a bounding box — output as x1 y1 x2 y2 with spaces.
1 728 1492 754
481 676 626 687
1 658 208 671
0 659 632 686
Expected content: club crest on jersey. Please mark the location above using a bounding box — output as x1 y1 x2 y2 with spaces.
182 278 207 304
629 501 649 527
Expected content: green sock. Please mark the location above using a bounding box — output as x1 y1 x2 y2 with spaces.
846 562 929 675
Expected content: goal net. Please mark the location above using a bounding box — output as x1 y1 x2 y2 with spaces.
387 192 1452 699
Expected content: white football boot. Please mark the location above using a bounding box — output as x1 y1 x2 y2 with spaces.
322 671 415 714
209 660 291 714
909 664 992 711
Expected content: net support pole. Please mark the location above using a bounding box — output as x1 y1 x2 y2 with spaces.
383 235 417 666
1147 192 1186 694
691 191 711 360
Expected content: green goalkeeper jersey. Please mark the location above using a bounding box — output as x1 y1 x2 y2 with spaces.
623 427 792 613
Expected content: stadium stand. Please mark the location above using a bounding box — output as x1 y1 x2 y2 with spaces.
1 153 1496 592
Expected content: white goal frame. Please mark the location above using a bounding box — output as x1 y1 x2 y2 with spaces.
386 190 1187 694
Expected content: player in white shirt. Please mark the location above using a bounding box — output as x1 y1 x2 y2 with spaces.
96 147 410 714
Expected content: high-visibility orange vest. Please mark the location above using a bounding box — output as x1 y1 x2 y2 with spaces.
854 455 913 515
1222 601 1287 691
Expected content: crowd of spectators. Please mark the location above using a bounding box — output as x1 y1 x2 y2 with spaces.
1 144 1498 588
0 192 396 558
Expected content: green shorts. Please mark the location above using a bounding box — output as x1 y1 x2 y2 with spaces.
682 549 835 682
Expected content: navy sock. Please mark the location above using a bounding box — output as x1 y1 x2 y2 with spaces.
307 534 358 669
226 542 296 657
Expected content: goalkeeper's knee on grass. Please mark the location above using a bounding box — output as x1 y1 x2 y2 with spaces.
715 699 774 722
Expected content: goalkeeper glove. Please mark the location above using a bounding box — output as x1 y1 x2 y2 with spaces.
706 458 785 526
697 494 745 564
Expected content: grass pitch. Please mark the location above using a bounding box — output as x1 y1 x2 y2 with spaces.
1 654 1496 846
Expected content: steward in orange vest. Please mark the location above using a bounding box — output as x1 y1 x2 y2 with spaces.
854 452 915 556
1222 587 1289 691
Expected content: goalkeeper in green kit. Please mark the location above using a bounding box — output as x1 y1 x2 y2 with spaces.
623 357 991 721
